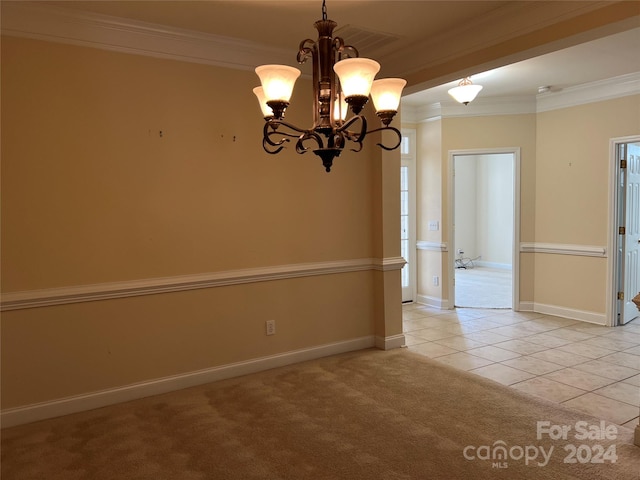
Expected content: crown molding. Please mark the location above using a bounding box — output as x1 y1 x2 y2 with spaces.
381 1 613 80
5 2 637 121
0 2 291 70
403 96 536 123
536 72 640 112
402 72 640 123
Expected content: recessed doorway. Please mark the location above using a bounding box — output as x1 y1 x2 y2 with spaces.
448 149 521 310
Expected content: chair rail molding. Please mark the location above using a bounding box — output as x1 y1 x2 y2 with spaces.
416 241 448 252
1 257 406 312
520 242 606 257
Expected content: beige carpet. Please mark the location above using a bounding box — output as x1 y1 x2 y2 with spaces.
2 348 638 479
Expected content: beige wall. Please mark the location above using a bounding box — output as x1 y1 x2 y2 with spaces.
535 96 640 313
416 120 443 303
416 114 536 305
455 154 514 267
412 96 640 318
1 37 400 410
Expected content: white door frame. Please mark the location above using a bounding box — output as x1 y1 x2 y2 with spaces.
401 129 417 303
606 135 640 326
447 148 521 310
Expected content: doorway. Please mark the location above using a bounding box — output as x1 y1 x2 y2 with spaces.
608 137 640 326
448 149 520 310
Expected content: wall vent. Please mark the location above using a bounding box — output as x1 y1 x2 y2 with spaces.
334 25 400 56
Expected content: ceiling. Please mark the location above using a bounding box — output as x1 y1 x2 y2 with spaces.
15 1 640 106
403 25 640 107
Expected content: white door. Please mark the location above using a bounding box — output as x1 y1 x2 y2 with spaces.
620 142 640 324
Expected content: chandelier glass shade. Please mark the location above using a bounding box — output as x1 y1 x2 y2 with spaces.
448 77 483 105
253 0 406 172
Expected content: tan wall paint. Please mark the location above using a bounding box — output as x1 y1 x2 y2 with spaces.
420 114 536 304
1 273 375 408
534 95 640 312
373 143 402 338
1 37 398 409
416 120 443 302
412 97 639 315
1 37 376 291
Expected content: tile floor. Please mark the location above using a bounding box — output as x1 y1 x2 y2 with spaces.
402 303 640 428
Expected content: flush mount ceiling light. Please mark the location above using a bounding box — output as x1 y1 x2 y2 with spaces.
253 0 406 172
448 77 483 105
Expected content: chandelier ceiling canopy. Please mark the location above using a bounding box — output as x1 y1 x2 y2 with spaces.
253 0 406 172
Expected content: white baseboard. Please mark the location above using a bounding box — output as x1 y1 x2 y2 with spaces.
518 301 534 312
375 334 406 350
1 335 376 428
530 303 606 325
474 261 512 270
502 300 605 324
416 294 451 310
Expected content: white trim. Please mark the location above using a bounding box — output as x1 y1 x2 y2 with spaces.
375 334 406 350
474 261 512 270
416 241 448 252
607 135 640 327
518 301 535 312
1 335 375 428
373 256 407 272
466 300 604 324
403 74 640 124
448 148 521 311
1 258 404 311
416 294 450 310
403 96 536 123
1 2 291 71
401 128 417 303
520 242 606 257
537 73 640 113
531 303 607 326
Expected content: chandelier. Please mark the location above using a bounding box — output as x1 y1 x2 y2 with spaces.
253 0 406 172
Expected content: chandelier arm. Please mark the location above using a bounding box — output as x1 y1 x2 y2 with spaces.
262 124 291 154
297 39 316 63
366 125 403 151
336 114 365 132
295 131 325 154
348 140 364 153
262 120 314 154
262 137 287 155
333 115 366 153
335 41 358 59
337 114 367 142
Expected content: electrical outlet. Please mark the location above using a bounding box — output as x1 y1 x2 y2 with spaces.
433 276 439 286
265 320 276 336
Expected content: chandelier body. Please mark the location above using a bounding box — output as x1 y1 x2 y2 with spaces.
254 1 405 172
